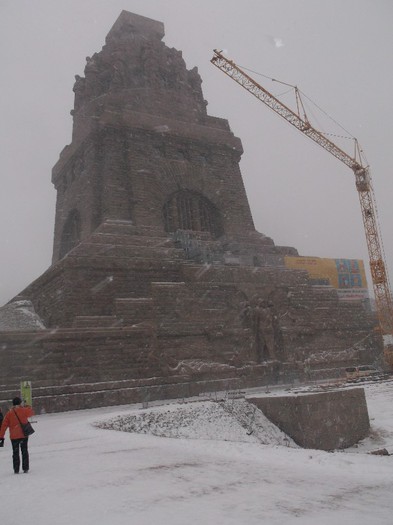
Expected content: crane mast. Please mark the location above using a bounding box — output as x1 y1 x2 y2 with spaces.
211 49 393 364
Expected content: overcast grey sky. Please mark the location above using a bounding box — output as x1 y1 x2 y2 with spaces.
1 0 392 305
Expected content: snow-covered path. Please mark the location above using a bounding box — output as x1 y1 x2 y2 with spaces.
1 382 393 525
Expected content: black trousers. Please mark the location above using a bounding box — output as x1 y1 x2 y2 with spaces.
11 438 29 473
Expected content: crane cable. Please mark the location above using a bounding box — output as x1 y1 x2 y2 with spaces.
238 63 357 142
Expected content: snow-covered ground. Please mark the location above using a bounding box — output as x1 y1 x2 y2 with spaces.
1 381 393 525
95 399 298 447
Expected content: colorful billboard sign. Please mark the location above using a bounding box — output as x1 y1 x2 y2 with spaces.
284 256 369 302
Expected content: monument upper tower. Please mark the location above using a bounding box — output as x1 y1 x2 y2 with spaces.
51 11 273 263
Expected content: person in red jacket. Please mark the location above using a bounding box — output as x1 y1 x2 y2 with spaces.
0 397 35 473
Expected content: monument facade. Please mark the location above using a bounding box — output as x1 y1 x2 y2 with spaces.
0 12 381 412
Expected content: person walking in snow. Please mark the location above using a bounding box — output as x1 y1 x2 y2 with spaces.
0 397 35 474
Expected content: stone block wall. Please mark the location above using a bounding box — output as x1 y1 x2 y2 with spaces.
0 327 158 385
248 388 370 450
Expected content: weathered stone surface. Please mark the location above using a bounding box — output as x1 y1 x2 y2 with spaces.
248 388 370 450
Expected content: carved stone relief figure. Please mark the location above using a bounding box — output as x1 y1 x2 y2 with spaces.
241 296 281 362
83 55 112 100
110 50 129 89
84 56 101 98
72 156 84 180
73 75 86 111
165 49 187 88
188 66 207 112
141 42 161 87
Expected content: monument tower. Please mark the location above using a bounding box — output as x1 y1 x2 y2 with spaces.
52 11 282 265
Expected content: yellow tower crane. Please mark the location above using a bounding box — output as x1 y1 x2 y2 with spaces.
211 49 393 367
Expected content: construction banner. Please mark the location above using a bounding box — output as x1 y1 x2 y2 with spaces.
20 381 32 406
284 256 369 301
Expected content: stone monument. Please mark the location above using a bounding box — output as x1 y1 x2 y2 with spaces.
0 11 381 412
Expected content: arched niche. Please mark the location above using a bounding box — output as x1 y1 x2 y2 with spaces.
163 190 223 239
59 209 81 259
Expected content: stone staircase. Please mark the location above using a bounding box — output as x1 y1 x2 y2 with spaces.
1 220 380 414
